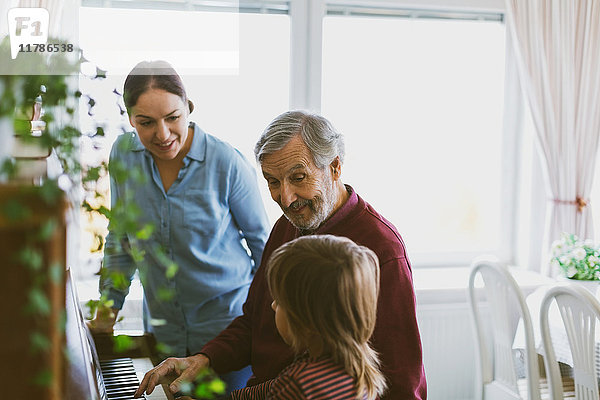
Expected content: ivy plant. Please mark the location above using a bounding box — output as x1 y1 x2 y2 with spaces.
0 36 225 399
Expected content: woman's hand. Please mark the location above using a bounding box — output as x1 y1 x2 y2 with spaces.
134 353 211 398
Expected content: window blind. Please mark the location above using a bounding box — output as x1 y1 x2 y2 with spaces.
80 0 290 14
326 3 503 22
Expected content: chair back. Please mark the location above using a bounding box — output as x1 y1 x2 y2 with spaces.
469 257 541 400
540 283 600 400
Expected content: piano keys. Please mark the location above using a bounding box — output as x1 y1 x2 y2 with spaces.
65 268 173 399
97 357 169 400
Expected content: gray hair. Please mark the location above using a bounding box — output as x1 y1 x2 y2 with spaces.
254 110 345 169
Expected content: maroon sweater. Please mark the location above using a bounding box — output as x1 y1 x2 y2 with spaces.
201 186 427 399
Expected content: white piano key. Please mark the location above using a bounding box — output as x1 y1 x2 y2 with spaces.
132 358 170 400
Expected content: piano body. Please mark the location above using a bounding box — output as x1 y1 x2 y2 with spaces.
66 268 174 400
0 185 172 399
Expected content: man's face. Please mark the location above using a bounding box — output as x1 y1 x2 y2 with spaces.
261 135 338 232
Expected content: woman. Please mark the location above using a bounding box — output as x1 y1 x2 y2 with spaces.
89 60 270 391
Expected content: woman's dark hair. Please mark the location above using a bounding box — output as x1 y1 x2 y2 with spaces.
123 60 193 113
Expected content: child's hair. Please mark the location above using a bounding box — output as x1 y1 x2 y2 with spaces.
266 234 387 399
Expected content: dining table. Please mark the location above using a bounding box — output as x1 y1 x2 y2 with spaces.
513 280 600 378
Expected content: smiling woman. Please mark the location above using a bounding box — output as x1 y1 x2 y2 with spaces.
123 61 196 191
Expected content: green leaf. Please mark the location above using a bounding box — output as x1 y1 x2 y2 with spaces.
30 331 51 353
0 158 17 179
27 288 51 316
95 67 107 79
83 166 102 182
109 271 130 291
130 246 146 263
113 335 134 353
165 263 178 280
38 218 58 241
19 247 43 271
194 383 214 399
157 287 175 302
49 262 63 284
39 180 62 204
33 368 53 386
14 118 31 135
207 378 226 394
155 342 172 355
136 224 154 240
2 200 31 221
85 299 99 319
97 205 111 218
109 160 129 183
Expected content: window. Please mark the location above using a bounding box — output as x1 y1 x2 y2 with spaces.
76 5 290 324
321 14 508 266
79 5 290 229
77 1 518 275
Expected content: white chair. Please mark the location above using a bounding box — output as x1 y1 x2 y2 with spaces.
469 257 541 400
540 283 600 400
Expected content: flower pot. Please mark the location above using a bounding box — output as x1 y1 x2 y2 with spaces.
558 276 600 295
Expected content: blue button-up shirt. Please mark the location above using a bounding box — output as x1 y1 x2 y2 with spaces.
101 122 270 356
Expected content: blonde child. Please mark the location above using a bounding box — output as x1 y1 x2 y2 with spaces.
229 234 387 400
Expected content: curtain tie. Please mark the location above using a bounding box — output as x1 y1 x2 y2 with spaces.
552 197 588 212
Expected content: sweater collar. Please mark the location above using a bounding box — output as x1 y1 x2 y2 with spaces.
312 184 357 234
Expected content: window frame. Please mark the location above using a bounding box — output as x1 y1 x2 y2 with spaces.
80 0 531 268
290 0 525 268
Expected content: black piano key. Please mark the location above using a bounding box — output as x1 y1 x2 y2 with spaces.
104 378 139 386
102 371 137 379
99 357 148 400
106 385 139 394
105 383 141 391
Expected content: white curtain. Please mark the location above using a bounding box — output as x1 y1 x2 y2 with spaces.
505 0 600 276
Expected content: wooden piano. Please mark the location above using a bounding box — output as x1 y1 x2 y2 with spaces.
66 268 175 400
65 267 176 399
0 185 173 399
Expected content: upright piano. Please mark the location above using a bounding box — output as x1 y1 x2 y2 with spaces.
0 184 173 399
65 269 174 400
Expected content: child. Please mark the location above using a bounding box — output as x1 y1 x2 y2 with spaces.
229 234 387 400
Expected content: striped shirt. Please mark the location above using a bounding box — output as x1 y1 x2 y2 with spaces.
230 354 359 399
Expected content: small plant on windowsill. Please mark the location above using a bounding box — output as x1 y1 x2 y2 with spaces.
550 233 600 281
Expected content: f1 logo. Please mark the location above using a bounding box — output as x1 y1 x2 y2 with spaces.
7 8 49 60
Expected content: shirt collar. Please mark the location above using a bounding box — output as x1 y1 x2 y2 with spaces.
185 122 206 162
129 121 206 162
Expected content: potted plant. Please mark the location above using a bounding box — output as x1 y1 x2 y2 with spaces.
550 232 600 292
1 35 226 399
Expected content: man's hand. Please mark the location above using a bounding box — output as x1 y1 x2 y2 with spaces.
134 353 210 398
87 306 119 334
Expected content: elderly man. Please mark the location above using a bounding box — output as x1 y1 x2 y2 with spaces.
136 111 427 399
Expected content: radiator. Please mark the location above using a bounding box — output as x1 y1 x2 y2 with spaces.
416 302 488 400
